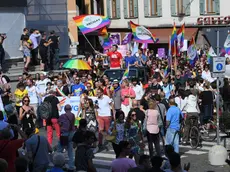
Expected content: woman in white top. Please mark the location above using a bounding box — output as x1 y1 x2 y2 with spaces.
175 89 187 113
182 90 199 144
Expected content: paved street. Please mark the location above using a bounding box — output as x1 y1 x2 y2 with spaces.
37 128 230 172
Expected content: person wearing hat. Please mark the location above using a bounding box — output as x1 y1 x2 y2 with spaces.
112 79 122 111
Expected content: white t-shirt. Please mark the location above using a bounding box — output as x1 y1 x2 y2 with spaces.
95 95 112 117
36 78 51 94
132 85 144 101
26 86 39 104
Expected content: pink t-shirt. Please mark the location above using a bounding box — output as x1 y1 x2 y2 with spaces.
111 158 136 172
121 87 136 106
146 109 159 134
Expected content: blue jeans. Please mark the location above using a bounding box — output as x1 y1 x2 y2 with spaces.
57 131 75 170
166 128 179 153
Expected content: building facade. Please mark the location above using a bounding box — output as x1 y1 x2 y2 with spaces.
104 0 230 52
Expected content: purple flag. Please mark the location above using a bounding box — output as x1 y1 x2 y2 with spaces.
121 33 132 45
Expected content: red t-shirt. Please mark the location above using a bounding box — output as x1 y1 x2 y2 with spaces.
0 139 24 172
107 51 122 68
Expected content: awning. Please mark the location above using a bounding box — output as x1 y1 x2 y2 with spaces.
149 28 198 43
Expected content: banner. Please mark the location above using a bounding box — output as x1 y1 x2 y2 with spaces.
57 96 81 116
118 45 128 57
109 33 121 45
158 48 165 58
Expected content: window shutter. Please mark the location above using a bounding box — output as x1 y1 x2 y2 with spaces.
157 0 162 17
200 0 205 15
134 0 138 17
107 0 111 18
171 0 176 16
183 0 190 16
144 0 149 17
124 0 128 18
116 0 121 18
214 0 220 14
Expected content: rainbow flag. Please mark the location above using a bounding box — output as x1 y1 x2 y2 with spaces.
168 36 172 56
207 47 217 64
56 88 66 97
224 33 230 55
130 21 158 43
177 23 185 50
187 37 198 67
73 15 111 34
119 65 130 84
171 22 177 56
98 27 111 50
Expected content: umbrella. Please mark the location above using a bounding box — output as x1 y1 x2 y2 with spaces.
63 59 92 70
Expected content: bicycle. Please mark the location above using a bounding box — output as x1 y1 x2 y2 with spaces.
180 116 201 149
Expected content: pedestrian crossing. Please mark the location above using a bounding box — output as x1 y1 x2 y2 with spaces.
93 141 217 171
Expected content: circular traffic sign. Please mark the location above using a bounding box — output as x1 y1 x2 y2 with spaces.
216 63 223 71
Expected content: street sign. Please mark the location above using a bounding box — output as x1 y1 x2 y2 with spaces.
211 56 226 73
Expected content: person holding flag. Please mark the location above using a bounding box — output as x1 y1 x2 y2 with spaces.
95 44 123 69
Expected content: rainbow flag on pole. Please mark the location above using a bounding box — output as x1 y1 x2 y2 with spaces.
119 65 130 84
207 47 217 64
98 27 111 50
73 15 111 34
177 23 185 50
171 22 177 56
130 21 158 43
187 37 198 67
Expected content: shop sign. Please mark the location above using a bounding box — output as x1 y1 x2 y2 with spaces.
197 16 230 25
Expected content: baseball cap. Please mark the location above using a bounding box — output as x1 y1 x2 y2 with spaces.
113 79 119 83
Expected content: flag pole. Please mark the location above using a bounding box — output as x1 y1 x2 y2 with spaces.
81 32 96 51
174 40 177 72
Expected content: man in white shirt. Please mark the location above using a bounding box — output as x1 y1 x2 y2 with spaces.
132 78 144 104
95 87 115 149
29 29 41 65
26 79 39 116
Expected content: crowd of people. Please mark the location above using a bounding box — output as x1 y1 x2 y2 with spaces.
0 42 229 172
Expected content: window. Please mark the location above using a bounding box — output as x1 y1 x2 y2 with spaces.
200 0 220 15
171 0 190 16
107 0 120 19
112 0 117 18
144 0 162 17
129 0 134 17
124 0 138 18
177 0 184 14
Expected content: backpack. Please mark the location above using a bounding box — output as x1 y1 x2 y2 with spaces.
38 101 52 119
2 75 10 83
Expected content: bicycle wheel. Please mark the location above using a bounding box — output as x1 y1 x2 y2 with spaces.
200 125 217 142
190 126 200 149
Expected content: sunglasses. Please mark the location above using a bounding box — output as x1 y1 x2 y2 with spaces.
131 113 136 117
176 75 180 77
24 100 30 102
